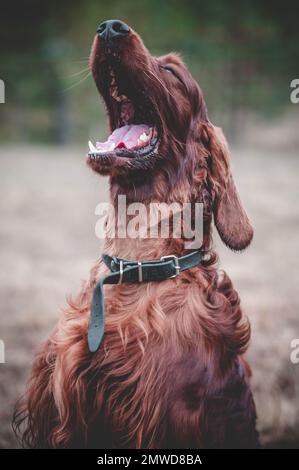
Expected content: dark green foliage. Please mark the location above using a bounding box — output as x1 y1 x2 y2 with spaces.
0 0 298 142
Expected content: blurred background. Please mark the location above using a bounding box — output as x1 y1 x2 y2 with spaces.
0 0 299 448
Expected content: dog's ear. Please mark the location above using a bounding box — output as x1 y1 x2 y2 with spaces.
201 122 253 251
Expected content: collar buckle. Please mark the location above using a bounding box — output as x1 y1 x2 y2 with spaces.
137 261 143 282
160 255 180 278
118 260 124 284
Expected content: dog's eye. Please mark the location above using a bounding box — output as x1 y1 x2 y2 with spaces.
160 65 176 76
160 64 185 86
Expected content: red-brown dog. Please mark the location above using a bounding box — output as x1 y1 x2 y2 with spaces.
14 20 259 449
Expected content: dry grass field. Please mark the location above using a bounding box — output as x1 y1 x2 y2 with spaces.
0 142 298 448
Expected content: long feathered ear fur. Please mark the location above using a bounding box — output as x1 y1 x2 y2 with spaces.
202 122 253 251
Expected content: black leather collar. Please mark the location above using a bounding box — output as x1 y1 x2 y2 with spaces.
88 250 203 352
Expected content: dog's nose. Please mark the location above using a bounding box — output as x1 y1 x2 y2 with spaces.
97 20 130 41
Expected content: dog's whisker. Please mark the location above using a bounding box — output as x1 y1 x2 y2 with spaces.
67 67 90 78
63 71 91 92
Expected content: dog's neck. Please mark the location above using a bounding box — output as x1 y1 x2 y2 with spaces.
102 196 197 261
103 208 186 261
103 172 207 261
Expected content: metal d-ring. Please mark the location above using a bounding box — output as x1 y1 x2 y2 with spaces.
118 260 124 284
138 262 143 282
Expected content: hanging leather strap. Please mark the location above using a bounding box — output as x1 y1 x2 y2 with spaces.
88 250 202 352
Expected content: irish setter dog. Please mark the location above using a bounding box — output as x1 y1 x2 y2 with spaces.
14 20 259 449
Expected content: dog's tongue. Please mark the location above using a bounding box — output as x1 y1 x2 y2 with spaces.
96 124 150 151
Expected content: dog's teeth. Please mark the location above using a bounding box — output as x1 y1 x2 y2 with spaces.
139 132 149 143
88 141 98 153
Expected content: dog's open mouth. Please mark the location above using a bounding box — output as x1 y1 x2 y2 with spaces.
87 60 160 169
88 123 158 159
